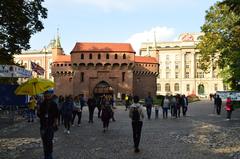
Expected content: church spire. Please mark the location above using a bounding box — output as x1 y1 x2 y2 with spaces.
54 28 62 48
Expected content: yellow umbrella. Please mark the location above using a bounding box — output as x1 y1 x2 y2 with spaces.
15 78 55 96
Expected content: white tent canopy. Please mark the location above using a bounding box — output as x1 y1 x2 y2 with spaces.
0 65 32 78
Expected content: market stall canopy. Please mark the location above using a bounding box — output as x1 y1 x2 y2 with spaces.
0 65 32 78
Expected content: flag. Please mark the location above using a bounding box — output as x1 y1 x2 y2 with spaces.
31 61 45 75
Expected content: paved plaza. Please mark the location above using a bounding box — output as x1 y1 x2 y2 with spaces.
0 100 240 159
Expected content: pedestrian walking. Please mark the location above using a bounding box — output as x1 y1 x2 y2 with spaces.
37 90 59 159
170 95 177 118
109 95 116 121
162 95 170 119
225 97 233 120
28 96 37 122
87 96 96 123
125 94 129 111
176 94 181 117
145 92 153 120
62 95 74 134
58 95 64 125
154 104 160 119
215 95 222 115
181 94 188 116
101 96 112 132
72 96 82 126
129 95 144 153
96 96 102 118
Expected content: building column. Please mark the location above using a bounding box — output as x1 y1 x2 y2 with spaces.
181 52 185 94
191 52 196 94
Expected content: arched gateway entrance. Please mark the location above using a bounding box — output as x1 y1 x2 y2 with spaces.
93 81 113 97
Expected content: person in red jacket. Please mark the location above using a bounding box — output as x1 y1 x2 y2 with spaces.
225 97 233 120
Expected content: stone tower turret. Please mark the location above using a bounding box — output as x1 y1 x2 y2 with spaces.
52 30 64 61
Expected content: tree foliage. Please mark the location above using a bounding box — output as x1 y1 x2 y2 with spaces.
197 2 240 90
0 0 47 64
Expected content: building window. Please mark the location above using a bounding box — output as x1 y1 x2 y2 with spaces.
122 72 125 82
175 72 179 79
166 55 170 61
166 63 170 69
175 63 179 69
175 54 180 61
166 72 170 79
89 54 92 59
81 54 84 59
165 83 170 92
196 72 204 78
157 83 161 91
98 54 101 59
106 54 109 59
123 54 126 59
185 63 190 69
214 84 218 91
174 83 179 91
80 72 84 82
186 84 190 91
115 54 118 59
185 72 190 78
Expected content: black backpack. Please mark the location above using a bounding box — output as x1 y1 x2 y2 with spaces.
132 107 140 121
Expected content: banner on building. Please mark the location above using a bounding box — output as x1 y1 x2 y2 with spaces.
216 91 240 101
0 65 32 78
31 61 45 75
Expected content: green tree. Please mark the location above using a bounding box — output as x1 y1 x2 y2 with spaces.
0 0 47 65
197 2 240 90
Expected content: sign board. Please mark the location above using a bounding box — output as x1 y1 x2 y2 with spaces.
0 65 32 78
216 91 240 101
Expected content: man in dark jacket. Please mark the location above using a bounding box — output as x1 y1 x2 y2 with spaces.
215 95 222 115
37 90 59 159
87 97 96 123
181 94 188 116
145 92 153 119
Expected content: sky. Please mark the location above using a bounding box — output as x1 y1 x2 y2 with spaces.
29 0 219 54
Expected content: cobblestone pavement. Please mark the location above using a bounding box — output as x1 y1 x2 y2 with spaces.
0 100 240 159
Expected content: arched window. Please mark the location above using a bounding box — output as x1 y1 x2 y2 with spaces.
165 83 170 92
123 54 126 59
106 54 109 59
114 54 118 59
174 83 179 91
81 54 84 59
98 54 101 59
89 53 92 59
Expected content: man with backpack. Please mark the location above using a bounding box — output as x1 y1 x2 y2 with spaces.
129 96 144 153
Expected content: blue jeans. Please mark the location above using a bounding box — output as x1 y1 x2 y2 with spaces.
162 108 168 118
146 106 152 119
28 109 35 121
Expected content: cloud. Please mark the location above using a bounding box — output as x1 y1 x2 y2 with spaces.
126 26 176 53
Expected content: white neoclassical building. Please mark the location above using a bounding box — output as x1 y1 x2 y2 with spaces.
140 33 227 97
14 38 57 82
